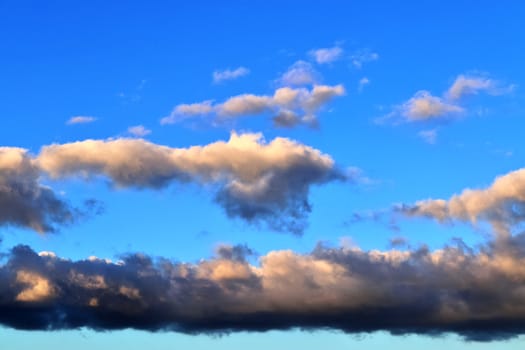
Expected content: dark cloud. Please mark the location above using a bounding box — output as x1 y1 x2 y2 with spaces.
0 148 98 233
2 234 525 341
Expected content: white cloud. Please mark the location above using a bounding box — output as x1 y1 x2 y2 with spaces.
66 116 97 125
309 46 343 64
127 125 151 137
212 67 250 83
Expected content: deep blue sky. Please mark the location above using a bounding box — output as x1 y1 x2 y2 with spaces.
1 1 525 348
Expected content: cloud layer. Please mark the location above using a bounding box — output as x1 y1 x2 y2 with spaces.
2 234 525 341
36 132 346 234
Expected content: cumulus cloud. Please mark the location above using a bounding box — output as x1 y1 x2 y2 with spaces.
278 60 319 86
36 132 346 234
309 46 343 64
213 67 250 84
162 84 345 128
2 235 525 341
0 147 94 233
127 125 151 137
398 167 525 237
66 116 96 125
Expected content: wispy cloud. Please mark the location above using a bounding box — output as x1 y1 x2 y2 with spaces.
418 129 438 144
309 46 344 64
66 116 97 125
213 67 250 83
378 73 514 126
358 77 370 92
278 60 319 86
350 49 379 69
127 125 151 137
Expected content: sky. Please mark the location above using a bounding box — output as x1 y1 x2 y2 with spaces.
1 0 525 348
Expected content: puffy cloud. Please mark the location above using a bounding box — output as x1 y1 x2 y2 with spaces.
401 91 463 121
162 84 345 128
37 132 346 234
278 60 319 86
127 125 151 137
399 167 525 236
0 147 89 233
309 46 343 64
3 235 525 341
66 116 96 125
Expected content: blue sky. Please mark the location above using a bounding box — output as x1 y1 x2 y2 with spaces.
2 0 525 348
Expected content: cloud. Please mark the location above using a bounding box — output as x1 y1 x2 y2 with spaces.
161 100 215 125
2 234 525 341
0 147 93 233
66 116 97 125
380 74 514 126
418 129 438 144
36 132 346 234
162 84 345 128
278 61 319 86
213 67 250 84
358 77 370 92
309 46 343 64
127 125 152 137
401 91 464 121
398 167 525 237
350 50 379 69
447 75 515 100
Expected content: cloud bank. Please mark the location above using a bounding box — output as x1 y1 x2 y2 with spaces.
2 234 525 341
36 132 346 234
